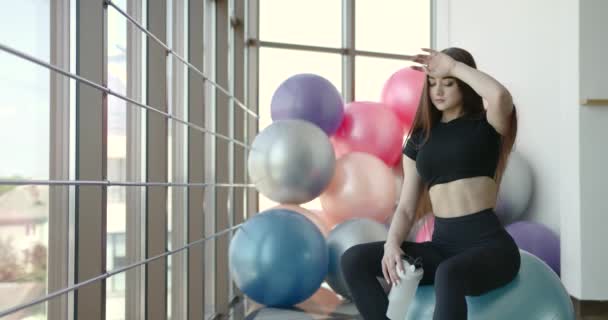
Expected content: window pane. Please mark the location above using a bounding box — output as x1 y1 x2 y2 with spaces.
260 0 341 48
0 1 50 319
356 0 431 54
0 3 50 181
355 56 416 102
107 0 127 319
258 48 341 212
0 0 50 319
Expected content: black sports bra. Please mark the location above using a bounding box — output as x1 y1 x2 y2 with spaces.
402 113 502 188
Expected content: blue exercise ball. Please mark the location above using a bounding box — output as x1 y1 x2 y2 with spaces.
271 73 344 135
248 119 336 204
229 209 328 307
405 251 574 320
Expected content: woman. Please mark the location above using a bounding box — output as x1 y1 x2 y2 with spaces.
341 47 520 320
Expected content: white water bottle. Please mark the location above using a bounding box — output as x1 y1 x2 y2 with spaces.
386 259 424 320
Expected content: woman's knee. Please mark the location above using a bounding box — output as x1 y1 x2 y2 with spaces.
434 260 466 289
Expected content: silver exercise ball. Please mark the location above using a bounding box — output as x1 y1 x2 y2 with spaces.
496 150 534 224
248 119 336 204
326 218 388 298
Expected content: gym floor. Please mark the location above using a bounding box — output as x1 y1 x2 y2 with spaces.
232 285 606 320
235 283 362 320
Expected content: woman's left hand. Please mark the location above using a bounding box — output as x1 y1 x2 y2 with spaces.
409 48 457 78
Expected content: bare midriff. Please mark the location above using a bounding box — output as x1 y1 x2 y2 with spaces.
429 176 498 218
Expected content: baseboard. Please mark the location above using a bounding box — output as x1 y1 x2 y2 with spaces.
571 296 608 318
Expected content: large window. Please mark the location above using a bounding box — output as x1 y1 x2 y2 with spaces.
259 0 342 48
355 56 418 101
355 0 431 55
257 1 431 212
0 1 431 319
0 1 50 319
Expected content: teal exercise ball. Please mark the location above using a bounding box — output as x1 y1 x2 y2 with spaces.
405 251 574 320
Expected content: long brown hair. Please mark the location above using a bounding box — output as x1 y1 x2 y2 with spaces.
406 47 518 221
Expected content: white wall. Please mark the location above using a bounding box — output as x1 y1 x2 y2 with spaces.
435 0 561 232
436 0 608 300
578 0 608 299
557 0 583 299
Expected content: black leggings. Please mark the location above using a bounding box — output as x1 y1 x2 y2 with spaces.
341 208 520 320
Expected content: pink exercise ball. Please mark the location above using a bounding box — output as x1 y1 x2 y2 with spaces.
309 208 340 233
381 68 426 130
331 101 403 166
330 136 350 160
415 214 435 243
320 152 397 225
274 204 330 237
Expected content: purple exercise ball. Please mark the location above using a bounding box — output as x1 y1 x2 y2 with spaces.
506 221 560 275
271 74 344 135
